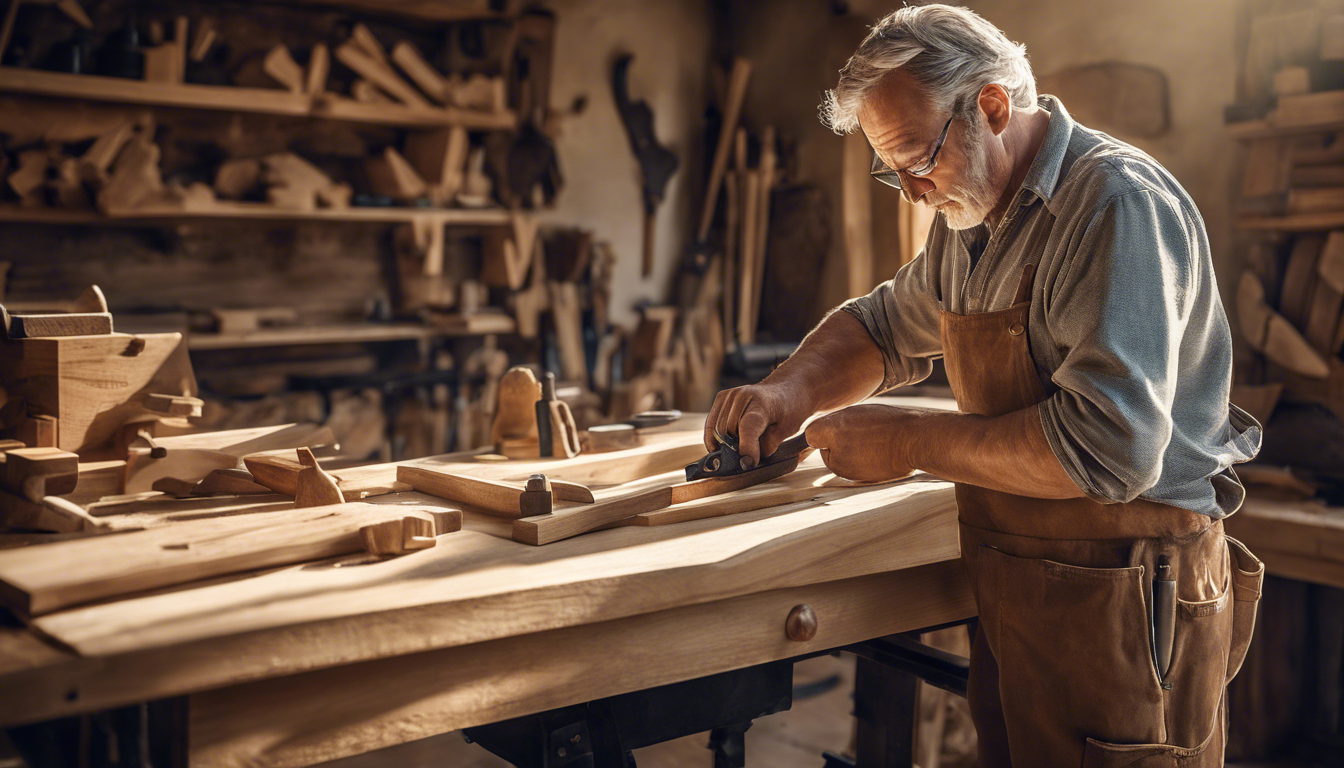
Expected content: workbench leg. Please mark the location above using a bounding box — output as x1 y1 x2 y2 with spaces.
852 655 919 768
707 721 750 768
584 700 636 768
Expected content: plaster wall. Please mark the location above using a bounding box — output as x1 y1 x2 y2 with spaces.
538 0 714 329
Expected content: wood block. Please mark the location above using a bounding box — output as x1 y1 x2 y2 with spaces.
1241 138 1292 199
585 423 641 453
97 130 163 213
16 415 57 448
306 43 330 95
0 440 24 454
211 307 298 334
1272 66 1311 97
213 158 261 199
193 468 272 496
294 447 343 508
450 73 506 112
5 312 113 339
335 42 431 109
490 367 541 448
398 465 593 519
403 127 468 205
1288 187 1344 214
350 22 389 66
1276 91 1344 129
79 121 134 181
151 477 199 497
1281 234 1327 327
263 45 305 94
2 447 78 501
1266 313 1330 379
481 213 537 290
7 149 47 202
142 43 182 84
365 146 428 202
142 393 203 418
391 41 450 103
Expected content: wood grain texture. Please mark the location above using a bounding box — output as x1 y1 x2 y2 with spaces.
187 563 974 768
5 312 113 338
0 499 457 617
31 475 958 660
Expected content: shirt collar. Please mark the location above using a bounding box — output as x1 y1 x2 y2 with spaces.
1017 95 1074 210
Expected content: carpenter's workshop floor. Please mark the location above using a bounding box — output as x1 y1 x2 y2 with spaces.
319 654 858 768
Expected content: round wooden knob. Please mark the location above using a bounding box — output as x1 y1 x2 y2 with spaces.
785 604 818 642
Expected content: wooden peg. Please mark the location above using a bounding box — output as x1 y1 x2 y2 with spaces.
360 513 453 556
785 604 818 642
293 446 342 508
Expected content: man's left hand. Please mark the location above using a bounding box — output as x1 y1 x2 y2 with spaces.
804 404 927 482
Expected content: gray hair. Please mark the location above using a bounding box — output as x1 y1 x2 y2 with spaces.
820 4 1037 135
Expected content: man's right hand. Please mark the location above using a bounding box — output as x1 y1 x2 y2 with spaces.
703 383 813 470
701 310 888 469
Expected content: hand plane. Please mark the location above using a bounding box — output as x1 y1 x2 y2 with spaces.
685 431 811 481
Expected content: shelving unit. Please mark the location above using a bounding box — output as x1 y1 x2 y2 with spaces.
1237 211 1344 232
0 67 517 130
0 202 512 226
187 320 514 351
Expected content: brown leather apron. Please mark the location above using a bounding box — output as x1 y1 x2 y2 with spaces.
939 264 1265 767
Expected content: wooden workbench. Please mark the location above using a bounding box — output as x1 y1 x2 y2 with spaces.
0 410 972 767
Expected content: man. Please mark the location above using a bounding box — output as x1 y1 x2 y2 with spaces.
705 5 1265 766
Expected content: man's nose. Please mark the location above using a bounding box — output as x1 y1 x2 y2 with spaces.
901 174 936 204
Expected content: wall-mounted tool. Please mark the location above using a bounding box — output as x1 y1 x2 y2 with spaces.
612 53 679 277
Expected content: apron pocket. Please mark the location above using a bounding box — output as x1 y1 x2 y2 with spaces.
1225 535 1264 681
978 545 1166 756
1164 576 1231 748
1081 712 1220 768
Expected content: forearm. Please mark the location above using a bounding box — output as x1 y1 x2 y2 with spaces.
903 404 1084 498
762 310 885 414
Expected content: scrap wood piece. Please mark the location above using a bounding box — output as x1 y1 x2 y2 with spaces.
403 127 468 206
306 42 330 95
97 129 164 213
2 311 113 339
350 22 389 66
361 509 462 556
1266 314 1330 379
243 453 410 501
398 465 592 518
490 366 542 449
390 40 450 104
366 146 428 202
79 120 134 183
1 447 78 501
512 454 806 545
696 57 752 244
193 468 271 495
263 44 305 94
0 500 460 618
335 40 432 109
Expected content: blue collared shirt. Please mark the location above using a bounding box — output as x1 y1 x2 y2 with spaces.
840 96 1261 518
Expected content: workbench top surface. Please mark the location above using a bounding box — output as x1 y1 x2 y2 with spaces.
0 402 972 764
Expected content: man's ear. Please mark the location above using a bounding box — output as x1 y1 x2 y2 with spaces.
978 83 1012 136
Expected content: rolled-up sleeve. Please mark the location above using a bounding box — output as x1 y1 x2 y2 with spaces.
1039 189 1197 504
838 251 944 392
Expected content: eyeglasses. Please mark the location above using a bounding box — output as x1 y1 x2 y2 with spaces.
870 114 954 190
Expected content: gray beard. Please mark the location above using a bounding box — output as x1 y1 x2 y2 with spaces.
930 119 1000 230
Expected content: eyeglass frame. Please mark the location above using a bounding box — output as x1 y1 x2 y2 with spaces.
869 113 955 191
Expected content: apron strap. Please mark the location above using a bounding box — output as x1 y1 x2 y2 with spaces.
1012 263 1037 306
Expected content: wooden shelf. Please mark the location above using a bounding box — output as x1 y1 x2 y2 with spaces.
1227 117 1344 140
1237 211 1344 231
0 202 513 227
0 67 516 130
188 320 513 350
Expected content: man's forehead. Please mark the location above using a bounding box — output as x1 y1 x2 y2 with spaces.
856 71 938 152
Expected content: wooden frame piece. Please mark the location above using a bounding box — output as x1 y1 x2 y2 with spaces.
397 465 592 518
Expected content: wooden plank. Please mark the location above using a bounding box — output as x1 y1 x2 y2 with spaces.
390 41 449 103
1275 90 1344 130
186 563 974 768
5 312 113 338
0 500 459 618
1281 234 1327 326
397 465 592 518
696 58 751 243
334 42 430 109
512 455 806 545
30 475 959 659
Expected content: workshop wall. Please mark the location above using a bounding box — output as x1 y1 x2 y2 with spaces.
537 0 713 329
